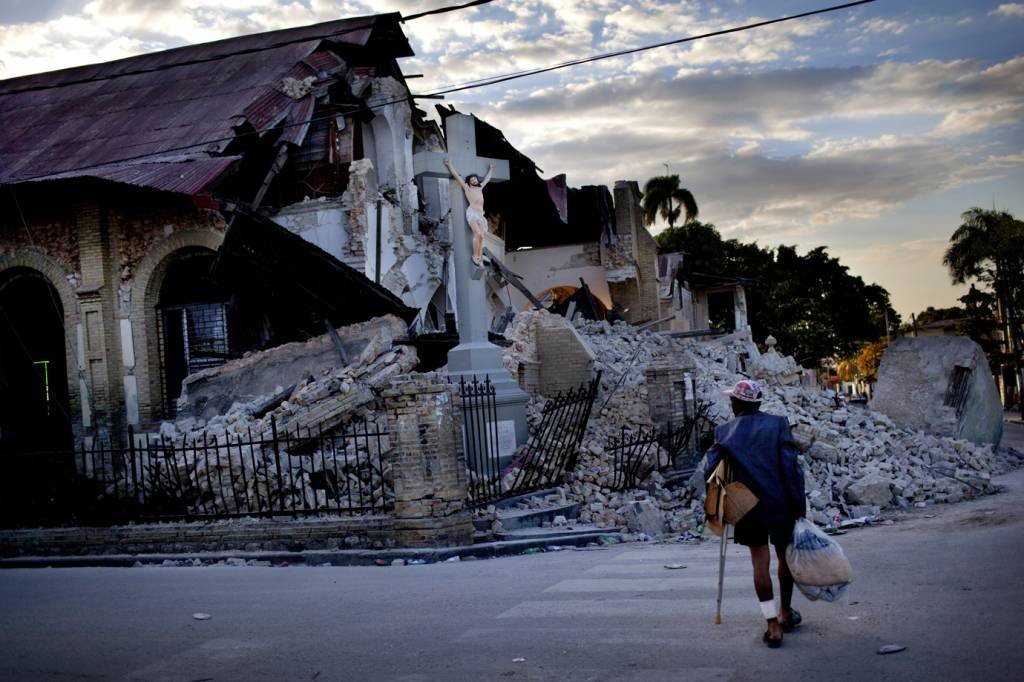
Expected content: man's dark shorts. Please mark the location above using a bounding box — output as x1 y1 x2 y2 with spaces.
733 516 794 548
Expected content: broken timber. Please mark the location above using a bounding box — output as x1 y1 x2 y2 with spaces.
483 246 544 310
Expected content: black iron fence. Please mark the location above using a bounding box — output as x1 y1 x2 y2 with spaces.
457 373 601 508
1 416 392 528
609 398 713 490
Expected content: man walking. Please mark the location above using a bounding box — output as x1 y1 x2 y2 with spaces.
705 379 806 647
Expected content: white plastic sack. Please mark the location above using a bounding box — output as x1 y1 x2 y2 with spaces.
786 518 852 602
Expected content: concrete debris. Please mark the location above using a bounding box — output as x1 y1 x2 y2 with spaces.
281 76 315 100
152 319 419 515
497 315 1023 539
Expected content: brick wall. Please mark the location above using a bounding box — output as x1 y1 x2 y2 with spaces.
0 517 394 557
644 360 696 430
535 316 596 395
383 375 473 548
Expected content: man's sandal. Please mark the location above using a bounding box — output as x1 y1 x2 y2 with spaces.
763 631 783 648
780 610 803 633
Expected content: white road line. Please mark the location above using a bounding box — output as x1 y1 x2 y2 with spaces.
544 577 750 592
497 597 754 619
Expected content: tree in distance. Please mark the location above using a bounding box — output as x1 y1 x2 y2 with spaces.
642 175 698 229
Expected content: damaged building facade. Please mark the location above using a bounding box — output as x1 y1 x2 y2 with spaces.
0 15 442 452
0 15 674 453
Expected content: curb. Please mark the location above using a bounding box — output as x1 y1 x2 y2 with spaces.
0 530 624 569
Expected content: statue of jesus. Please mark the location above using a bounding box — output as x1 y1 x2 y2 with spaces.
444 158 494 268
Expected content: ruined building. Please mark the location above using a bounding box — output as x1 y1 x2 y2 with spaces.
0 13 673 456
0 14 431 452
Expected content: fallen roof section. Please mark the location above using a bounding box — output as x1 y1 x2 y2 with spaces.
212 207 417 341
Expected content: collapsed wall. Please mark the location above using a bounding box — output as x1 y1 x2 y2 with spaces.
872 336 1003 447
153 316 419 515
502 312 1022 536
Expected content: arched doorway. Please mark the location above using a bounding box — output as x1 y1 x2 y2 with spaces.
155 247 268 414
0 267 72 454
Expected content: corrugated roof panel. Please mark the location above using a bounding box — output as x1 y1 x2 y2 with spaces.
0 14 410 195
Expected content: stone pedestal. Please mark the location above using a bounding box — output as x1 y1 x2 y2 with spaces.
383 376 474 548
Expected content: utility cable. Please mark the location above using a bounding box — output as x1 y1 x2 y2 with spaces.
4 0 877 184
402 0 495 22
426 0 877 96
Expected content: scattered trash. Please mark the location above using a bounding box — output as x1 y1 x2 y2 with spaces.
598 535 621 546
445 556 461 562
545 545 565 552
663 563 687 570
521 547 544 555
391 559 406 566
374 559 388 566
877 644 906 655
192 613 212 621
823 528 848 536
512 658 526 663
276 561 289 568
319 562 332 567
407 559 428 565
839 516 873 528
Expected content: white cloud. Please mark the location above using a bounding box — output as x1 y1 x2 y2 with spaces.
991 3 1024 17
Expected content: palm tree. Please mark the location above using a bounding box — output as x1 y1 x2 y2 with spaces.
641 175 698 230
943 207 1024 414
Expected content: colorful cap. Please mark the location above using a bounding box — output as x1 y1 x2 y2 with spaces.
723 379 763 403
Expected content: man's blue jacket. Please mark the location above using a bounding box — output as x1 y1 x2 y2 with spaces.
704 411 806 526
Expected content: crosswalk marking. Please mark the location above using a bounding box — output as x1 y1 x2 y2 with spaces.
544 577 749 592
496 597 754 619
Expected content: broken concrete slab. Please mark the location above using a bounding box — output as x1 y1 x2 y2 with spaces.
178 315 408 420
872 336 1003 447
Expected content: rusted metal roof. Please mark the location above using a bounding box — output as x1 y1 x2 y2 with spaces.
0 13 411 196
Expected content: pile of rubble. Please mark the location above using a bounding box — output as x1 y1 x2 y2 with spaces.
149 336 418 515
500 312 1023 537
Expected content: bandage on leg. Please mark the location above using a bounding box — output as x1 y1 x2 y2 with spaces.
759 599 778 620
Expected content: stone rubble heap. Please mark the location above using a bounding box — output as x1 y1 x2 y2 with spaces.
500 312 1023 537
149 343 419 515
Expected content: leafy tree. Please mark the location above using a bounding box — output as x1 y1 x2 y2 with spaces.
943 208 1024 413
642 175 698 229
855 339 889 382
914 305 966 326
654 223 898 368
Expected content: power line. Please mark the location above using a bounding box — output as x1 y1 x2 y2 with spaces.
0 1 494 97
427 0 877 96
5 0 877 185
403 0 495 22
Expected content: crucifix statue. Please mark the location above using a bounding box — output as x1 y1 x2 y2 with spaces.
412 113 529 461
444 158 494 269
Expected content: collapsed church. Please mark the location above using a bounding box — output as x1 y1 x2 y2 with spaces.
0 13 697 453
1 12 1016 558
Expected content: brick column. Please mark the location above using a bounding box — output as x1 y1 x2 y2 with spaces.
644 359 696 430
75 200 124 440
383 376 474 548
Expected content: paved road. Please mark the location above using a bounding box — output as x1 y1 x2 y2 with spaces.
2 450 1024 680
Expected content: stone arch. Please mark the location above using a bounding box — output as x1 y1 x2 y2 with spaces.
0 248 82 442
130 229 224 423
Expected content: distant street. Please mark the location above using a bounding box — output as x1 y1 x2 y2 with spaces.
2 424 1023 681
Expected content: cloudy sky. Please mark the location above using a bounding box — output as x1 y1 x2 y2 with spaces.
2 1 1022 319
